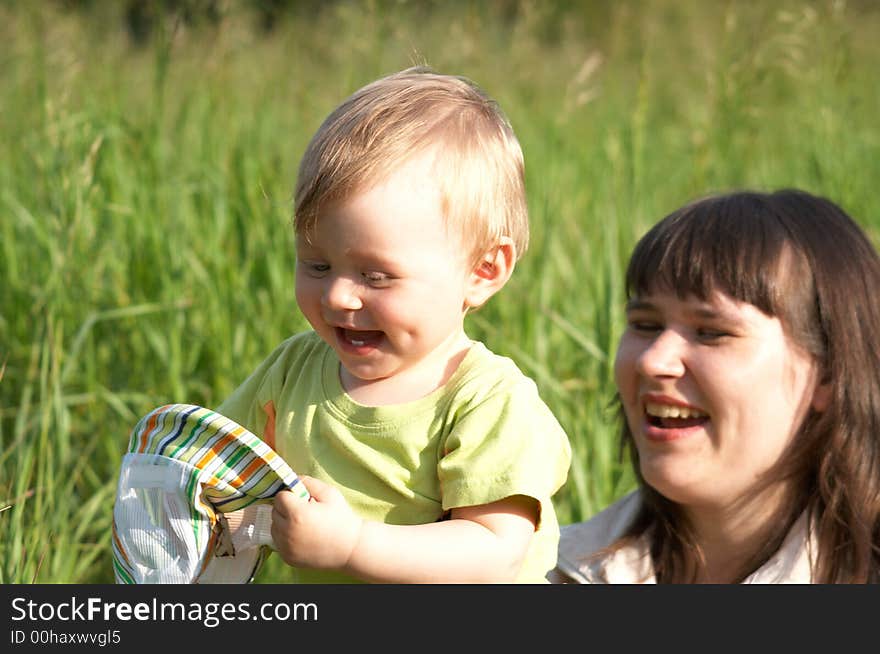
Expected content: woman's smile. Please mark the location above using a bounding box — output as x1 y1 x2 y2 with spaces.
643 400 710 442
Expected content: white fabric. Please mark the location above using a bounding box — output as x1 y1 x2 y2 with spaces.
112 404 309 585
550 491 816 584
228 503 276 551
114 453 265 584
115 455 209 584
198 547 264 585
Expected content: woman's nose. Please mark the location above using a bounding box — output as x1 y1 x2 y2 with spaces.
636 329 687 378
321 275 363 311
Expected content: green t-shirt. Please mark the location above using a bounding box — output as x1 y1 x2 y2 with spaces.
217 331 572 583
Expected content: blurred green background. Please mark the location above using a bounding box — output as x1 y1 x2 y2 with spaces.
2 0 879 583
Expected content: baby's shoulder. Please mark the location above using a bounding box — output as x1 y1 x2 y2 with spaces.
437 343 570 441
445 341 536 402
271 330 329 362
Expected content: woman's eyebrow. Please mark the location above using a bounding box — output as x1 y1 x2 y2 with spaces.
689 306 724 319
688 302 750 322
626 298 742 323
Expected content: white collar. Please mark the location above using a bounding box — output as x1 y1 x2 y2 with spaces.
556 492 816 584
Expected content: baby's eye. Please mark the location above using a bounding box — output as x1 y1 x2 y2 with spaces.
362 271 392 286
299 261 330 277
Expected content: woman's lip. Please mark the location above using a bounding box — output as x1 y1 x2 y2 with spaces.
641 393 706 413
642 419 707 443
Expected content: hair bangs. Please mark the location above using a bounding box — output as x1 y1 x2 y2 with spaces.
625 194 806 318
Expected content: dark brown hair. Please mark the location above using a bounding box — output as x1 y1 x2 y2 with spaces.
619 189 880 583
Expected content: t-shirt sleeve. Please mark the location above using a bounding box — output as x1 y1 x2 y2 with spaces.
215 339 291 449
436 378 572 529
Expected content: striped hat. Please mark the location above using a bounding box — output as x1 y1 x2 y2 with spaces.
112 404 308 584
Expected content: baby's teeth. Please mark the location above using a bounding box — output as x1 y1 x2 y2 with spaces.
351 339 365 346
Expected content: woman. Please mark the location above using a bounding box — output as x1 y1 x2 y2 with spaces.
551 189 880 583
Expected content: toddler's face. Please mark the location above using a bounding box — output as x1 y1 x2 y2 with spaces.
295 152 476 402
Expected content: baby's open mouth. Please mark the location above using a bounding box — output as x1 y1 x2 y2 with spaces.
337 327 384 348
645 402 709 429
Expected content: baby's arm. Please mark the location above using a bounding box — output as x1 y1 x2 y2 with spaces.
271 476 537 583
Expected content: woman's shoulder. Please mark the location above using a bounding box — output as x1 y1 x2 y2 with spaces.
551 491 644 583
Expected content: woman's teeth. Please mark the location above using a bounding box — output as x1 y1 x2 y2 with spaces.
645 402 707 419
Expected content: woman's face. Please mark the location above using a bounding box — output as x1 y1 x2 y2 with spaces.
614 288 826 513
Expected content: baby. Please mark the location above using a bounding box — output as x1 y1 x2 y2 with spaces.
220 66 571 582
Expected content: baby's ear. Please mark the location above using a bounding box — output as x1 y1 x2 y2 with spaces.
465 237 515 309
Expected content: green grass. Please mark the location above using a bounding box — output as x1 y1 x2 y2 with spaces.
2 0 879 583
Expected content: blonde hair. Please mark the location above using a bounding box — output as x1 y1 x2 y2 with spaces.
294 66 529 265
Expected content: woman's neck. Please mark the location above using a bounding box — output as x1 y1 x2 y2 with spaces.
684 484 792 583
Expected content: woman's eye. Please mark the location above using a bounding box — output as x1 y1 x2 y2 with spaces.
627 317 661 333
696 328 730 342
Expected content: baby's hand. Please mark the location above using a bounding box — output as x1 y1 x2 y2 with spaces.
271 476 363 571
